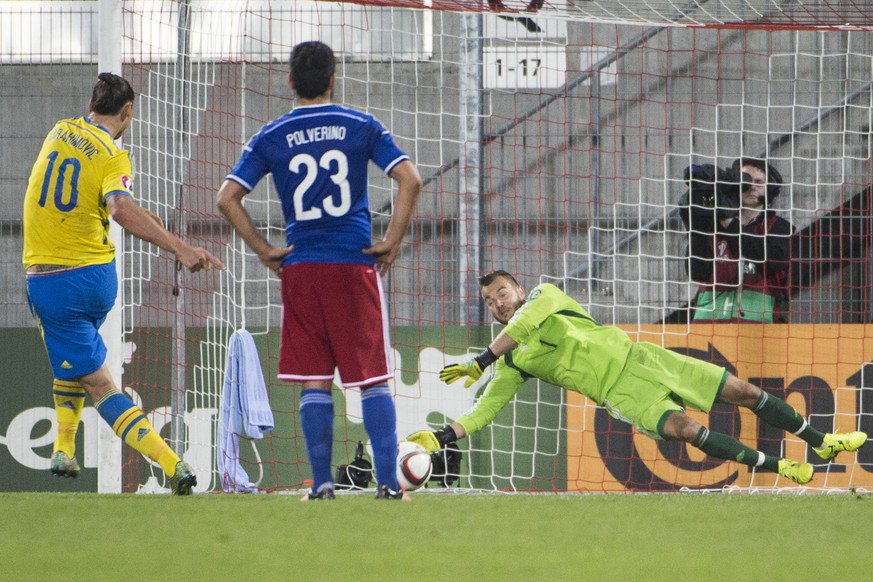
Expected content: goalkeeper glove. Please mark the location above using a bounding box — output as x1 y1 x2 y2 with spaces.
407 431 441 454
408 426 458 454
439 348 498 388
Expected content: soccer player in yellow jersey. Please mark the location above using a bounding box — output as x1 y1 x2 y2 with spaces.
23 73 224 494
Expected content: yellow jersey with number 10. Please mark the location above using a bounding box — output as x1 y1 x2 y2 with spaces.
22 116 134 269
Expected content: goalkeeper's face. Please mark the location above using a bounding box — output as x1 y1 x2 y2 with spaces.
481 276 526 325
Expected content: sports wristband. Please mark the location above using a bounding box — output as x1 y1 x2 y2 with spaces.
434 425 458 446
474 347 498 369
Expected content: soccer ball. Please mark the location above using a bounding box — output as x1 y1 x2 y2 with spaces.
396 440 433 491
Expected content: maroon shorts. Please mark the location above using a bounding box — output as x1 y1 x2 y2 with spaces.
278 263 392 387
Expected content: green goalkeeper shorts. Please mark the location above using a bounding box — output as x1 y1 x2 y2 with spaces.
601 341 728 439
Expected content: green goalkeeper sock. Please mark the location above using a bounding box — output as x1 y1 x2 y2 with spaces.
753 391 825 448
693 427 779 471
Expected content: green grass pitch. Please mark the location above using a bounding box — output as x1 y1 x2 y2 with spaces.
2 491 870 581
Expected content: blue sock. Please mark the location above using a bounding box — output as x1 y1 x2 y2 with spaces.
299 390 334 492
361 385 400 490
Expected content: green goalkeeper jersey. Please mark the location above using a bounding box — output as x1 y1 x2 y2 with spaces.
456 283 634 435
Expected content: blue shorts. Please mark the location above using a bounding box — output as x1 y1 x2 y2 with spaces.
26 262 117 380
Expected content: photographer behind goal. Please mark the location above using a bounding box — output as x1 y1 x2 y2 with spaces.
678 158 792 323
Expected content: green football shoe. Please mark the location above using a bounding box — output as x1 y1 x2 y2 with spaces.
777 459 814 485
169 461 197 495
50 451 81 478
813 431 868 461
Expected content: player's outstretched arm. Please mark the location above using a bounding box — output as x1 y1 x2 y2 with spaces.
217 179 293 273
408 423 466 454
363 160 421 274
107 194 224 272
440 358 487 388
174 243 225 273
440 333 518 387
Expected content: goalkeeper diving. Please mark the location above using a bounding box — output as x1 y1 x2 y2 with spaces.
409 270 867 484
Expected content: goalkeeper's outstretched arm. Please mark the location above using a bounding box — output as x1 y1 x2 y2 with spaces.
437 332 518 388
411 273 552 453
410 339 525 454
408 423 466 454
409 365 523 453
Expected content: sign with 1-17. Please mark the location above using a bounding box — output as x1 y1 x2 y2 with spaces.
483 46 566 90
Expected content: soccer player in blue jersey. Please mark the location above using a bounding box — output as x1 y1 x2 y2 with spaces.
218 41 422 500
410 270 868 486
23 73 224 494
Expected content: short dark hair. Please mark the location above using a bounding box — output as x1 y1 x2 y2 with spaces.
89 72 135 116
479 270 520 288
731 157 783 204
289 41 335 99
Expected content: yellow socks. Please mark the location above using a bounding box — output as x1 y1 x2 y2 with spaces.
95 389 181 476
53 380 86 457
